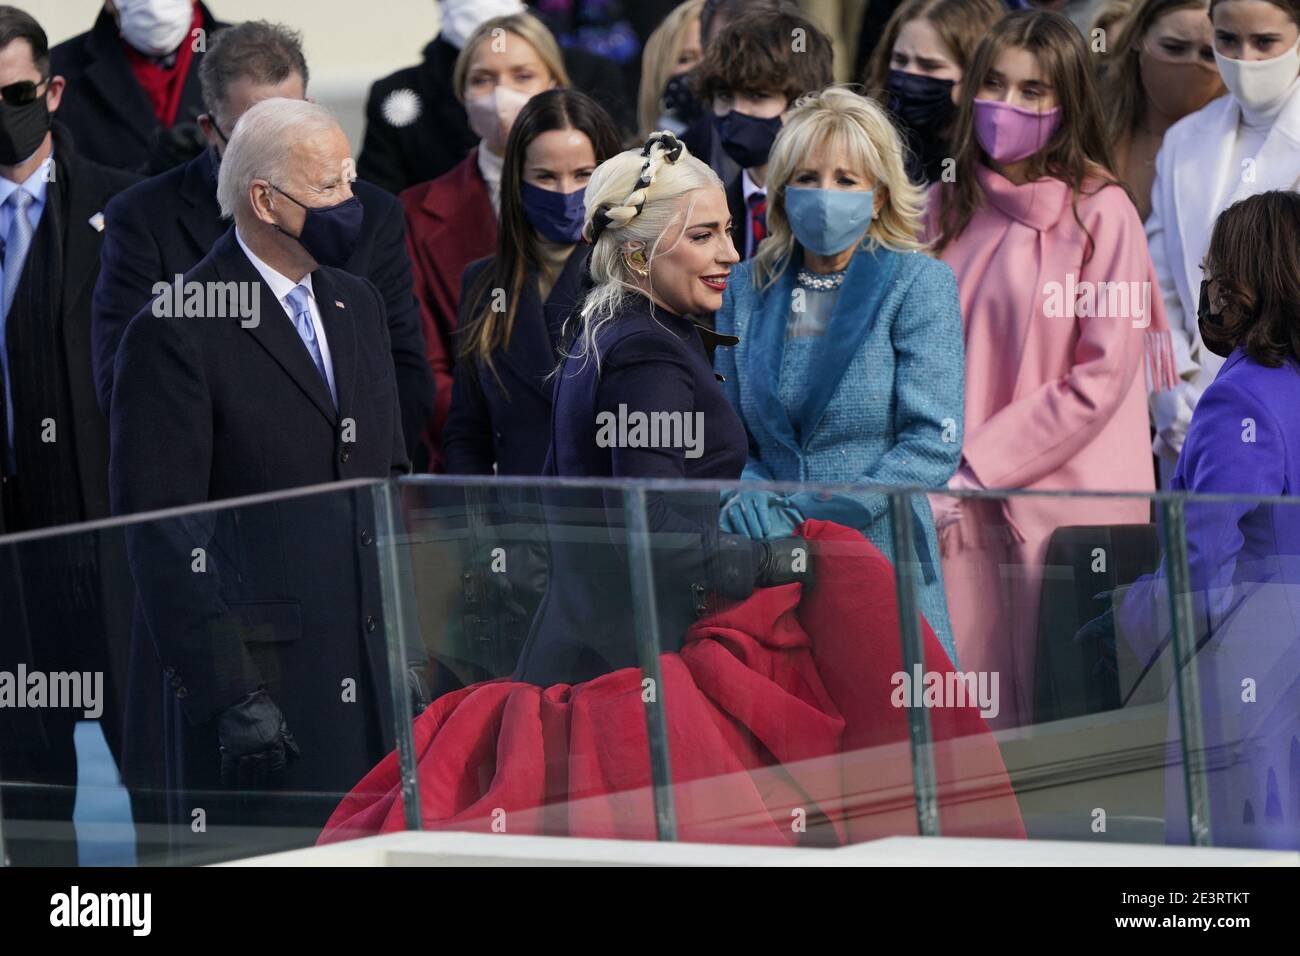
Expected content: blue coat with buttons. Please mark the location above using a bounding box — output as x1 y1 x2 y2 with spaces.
714 244 965 660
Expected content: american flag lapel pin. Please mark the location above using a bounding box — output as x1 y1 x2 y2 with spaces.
89 211 105 232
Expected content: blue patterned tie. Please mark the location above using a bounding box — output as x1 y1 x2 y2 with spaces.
2 188 34 471
284 284 335 406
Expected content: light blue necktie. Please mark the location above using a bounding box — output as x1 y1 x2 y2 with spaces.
1 188 34 471
284 284 335 406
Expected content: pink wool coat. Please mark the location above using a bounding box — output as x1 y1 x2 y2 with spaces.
927 165 1177 727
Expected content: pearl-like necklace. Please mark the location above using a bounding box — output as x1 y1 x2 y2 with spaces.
796 267 847 291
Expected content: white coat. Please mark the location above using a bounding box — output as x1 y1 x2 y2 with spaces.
1144 82 1300 483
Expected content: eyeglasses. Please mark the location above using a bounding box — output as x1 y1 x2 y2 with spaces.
0 77 50 106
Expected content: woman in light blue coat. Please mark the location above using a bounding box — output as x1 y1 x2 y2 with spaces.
714 86 966 661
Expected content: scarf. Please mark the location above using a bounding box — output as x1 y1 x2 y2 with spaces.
122 3 203 127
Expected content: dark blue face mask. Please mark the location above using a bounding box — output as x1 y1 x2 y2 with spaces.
713 109 783 170
886 70 956 134
271 184 365 268
521 181 586 244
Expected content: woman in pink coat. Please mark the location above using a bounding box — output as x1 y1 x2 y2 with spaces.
927 10 1179 727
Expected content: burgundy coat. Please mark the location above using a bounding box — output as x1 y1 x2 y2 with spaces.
400 150 497 469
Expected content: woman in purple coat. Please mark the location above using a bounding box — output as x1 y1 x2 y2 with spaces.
1117 191 1300 850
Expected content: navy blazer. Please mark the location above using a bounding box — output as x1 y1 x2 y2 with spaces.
50 4 226 174
442 247 589 475
109 228 407 818
92 147 435 466
513 293 758 686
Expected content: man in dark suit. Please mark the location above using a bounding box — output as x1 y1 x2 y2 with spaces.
92 20 435 468
358 1 632 194
110 97 408 859
49 1 225 174
0 6 140 865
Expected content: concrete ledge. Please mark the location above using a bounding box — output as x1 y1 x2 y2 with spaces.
219 831 1300 867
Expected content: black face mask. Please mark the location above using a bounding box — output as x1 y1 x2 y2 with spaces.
662 72 704 127
0 93 51 166
714 110 782 170
1197 278 1235 358
270 184 365 268
886 70 956 134
886 70 956 184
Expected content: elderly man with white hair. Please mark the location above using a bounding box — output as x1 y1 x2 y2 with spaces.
108 98 408 857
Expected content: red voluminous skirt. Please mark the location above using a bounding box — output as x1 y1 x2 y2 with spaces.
319 521 1025 846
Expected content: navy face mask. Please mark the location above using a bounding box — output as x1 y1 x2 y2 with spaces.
714 110 783 170
886 70 956 134
521 181 586 244
271 185 365 268
886 70 956 184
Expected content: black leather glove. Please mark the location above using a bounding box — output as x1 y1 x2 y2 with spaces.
756 536 815 589
216 689 300 789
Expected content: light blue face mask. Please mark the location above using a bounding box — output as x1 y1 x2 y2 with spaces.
783 186 874 257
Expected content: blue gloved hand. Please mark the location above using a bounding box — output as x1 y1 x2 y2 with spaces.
784 491 875 530
720 490 800 539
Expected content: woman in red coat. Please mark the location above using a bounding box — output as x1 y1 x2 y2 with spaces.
401 11 571 469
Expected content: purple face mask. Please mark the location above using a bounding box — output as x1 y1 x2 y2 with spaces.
972 99 1062 164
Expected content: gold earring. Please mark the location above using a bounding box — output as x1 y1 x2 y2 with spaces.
628 251 649 277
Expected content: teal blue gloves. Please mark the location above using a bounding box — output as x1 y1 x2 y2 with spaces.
720 489 880 539
719 490 802 539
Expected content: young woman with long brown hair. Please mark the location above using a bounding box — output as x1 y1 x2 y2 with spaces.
1096 0 1224 220
442 88 622 475
863 0 1006 185
927 10 1179 728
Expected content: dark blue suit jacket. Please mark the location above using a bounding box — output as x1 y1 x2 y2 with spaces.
442 247 589 475
513 293 759 685
109 228 408 816
92 148 435 466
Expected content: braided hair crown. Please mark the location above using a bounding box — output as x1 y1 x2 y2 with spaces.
584 130 687 244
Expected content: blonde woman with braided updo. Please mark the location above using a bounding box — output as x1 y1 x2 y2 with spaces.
526 130 814 685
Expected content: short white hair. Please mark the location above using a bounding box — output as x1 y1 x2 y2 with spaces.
216 98 343 221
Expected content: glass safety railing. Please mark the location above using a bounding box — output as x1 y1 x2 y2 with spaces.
2 476 1297 863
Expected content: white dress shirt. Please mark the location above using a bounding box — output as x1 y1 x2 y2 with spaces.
477 142 504 217
235 228 338 403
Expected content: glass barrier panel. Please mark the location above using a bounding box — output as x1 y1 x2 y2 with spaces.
631 480 989 847
923 488 1177 845
5 478 1299 863
318 477 658 843
1145 493 1300 850
1 480 398 866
